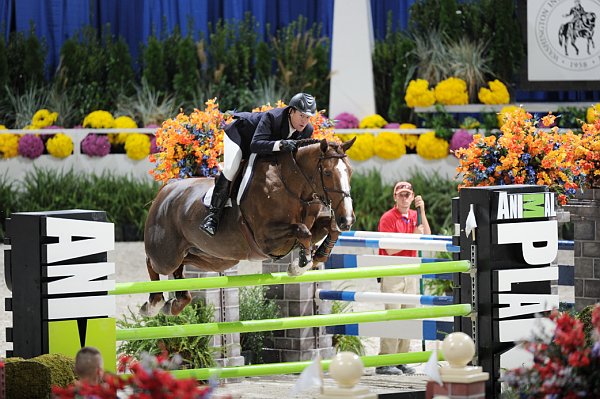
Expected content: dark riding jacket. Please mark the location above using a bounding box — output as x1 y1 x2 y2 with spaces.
229 107 314 158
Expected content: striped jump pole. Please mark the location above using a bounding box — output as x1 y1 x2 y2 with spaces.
342 231 452 241
110 260 470 295
316 289 454 306
116 304 472 341
336 236 460 253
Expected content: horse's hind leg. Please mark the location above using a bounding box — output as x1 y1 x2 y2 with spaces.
161 264 192 316
140 257 166 317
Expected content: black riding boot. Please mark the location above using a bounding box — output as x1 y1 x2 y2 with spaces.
200 174 232 236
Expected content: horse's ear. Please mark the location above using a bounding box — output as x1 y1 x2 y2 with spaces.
341 136 357 152
320 139 328 153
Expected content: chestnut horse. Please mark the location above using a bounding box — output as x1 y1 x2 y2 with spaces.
142 138 355 316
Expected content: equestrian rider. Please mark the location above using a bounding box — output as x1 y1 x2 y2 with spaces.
200 92 317 236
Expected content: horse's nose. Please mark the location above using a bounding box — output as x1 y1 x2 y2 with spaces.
338 216 354 231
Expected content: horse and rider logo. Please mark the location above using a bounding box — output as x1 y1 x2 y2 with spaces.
534 0 599 71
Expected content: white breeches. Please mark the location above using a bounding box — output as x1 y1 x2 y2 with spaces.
223 134 243 181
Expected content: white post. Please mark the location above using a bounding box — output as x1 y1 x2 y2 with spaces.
329 0 376 120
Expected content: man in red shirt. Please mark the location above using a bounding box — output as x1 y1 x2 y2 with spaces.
376 181 431 375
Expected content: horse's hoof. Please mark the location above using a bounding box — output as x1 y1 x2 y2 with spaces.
140 299 164 317
287 259 314 276
160 298 180 316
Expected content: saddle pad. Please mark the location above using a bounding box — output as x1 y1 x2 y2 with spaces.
203 185 233 208
236 153 257 205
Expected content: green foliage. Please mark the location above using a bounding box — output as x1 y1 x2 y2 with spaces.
4 84 51 128
418 105 456 141
2 168 159 239
0 35 8 102
0 173 18 238
117 79 180 127
331 299 365 355
373 14 416 121
577 305 595 347
239 286 280 364
271 16 330 109
55 25 135 123
32 353 77 388
6 25 46 94
556 106 586 130
480 0 524 83
117 302 216 369
5 359 51 399
173 34 201 108
141 34 168 94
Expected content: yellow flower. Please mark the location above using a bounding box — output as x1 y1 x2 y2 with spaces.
346 134 375 161
359 114 387 129
497 106 527 128
46 133 73 158
374 132 406 159
405 79 436 108
434 77 469 105
416 132 449 159
0 130 19 158
31 109 59 129
478 80 510 105
112 115 138 145
125 133 151 160
399 123 419 150
586 103 600 123
83 110 115 129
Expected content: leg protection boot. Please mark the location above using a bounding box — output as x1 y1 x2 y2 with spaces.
200 174 232 236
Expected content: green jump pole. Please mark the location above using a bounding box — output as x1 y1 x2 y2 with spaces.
110 261 470 295
116 304 471 341
169 351 444 380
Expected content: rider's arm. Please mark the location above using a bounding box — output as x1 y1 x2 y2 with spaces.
250 112 281 155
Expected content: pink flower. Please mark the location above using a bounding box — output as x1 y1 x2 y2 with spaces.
18 134 44 159
450 129 474 154
334 112 359 129
81 134 110 157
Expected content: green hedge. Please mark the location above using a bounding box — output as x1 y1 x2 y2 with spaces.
0 168 458 241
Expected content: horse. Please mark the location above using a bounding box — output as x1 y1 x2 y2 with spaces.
559 12 596 56
142 138 356 316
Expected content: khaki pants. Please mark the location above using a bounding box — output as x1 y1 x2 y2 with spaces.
379 276 420 355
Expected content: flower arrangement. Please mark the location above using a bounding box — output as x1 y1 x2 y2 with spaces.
405 79 436 108
52 352 216 399
17 134 44 159
587 103 600 123
456 111 585 205
498 105 527 128
334 112 359 129
150 99 229 183
0 130 19 158
575 119 600 188
125 133 151 160
503 305 600 398
81 134 111 157
449 129 474 154
359 114 387 129
46 133 74 158
345 133 375 161
111 115 138 146
374 132 406 160
477 80 510 105
434 77 469 105
416 131 449 159
31 109 59 129
83 110 115 129
399 123 419 153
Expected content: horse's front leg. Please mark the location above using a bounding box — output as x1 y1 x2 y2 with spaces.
287 223 315 276
161 264 192 316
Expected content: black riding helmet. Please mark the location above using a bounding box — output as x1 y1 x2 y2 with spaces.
289 93 317 117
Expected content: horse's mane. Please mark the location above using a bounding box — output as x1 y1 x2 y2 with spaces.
296 138 321 148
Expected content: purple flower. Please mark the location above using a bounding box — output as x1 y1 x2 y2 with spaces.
334 112 359 129
18 134 44 159
81 133 110 157
450 129 474 153
150 135 159 154
384 123 400 129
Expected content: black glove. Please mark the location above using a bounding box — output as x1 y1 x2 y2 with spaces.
280 139 298 152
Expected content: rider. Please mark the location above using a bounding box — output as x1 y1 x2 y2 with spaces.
564 0 586 25
200 92 317 236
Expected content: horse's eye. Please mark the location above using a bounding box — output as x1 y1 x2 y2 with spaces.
324 170 333 177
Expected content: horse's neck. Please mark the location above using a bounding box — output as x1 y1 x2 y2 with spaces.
279 152 317 199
